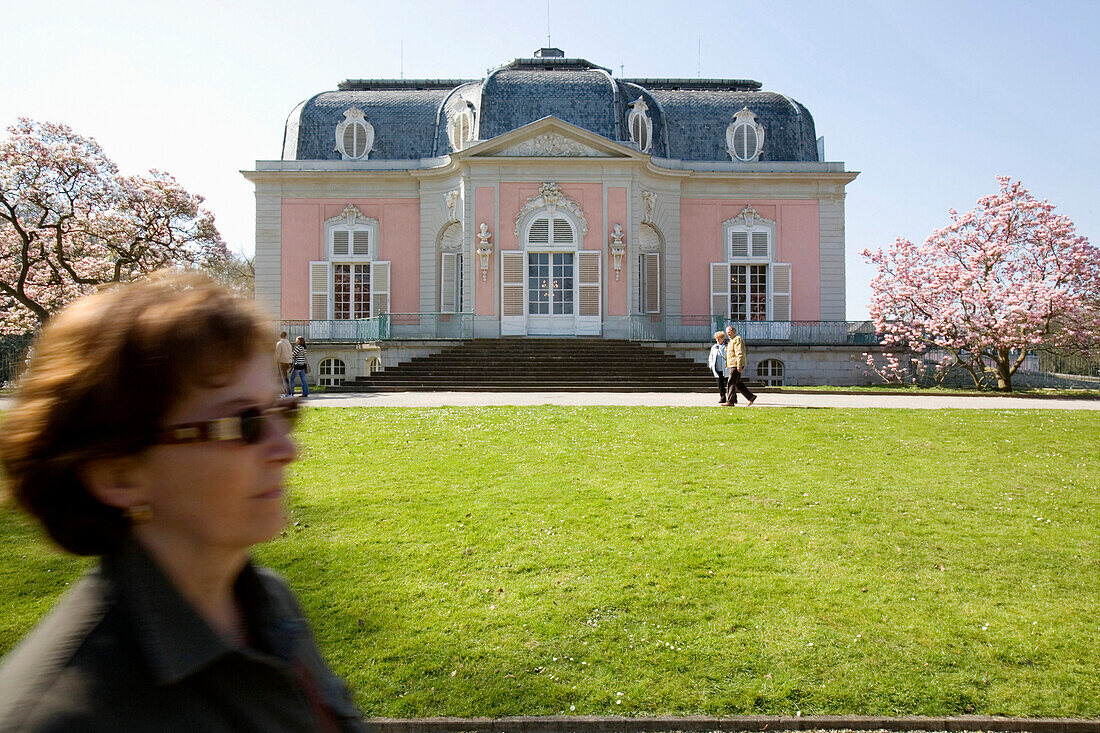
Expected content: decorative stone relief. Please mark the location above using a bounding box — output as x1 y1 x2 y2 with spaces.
725 204 775 229
475 223 493 280
641 190 656 224
513 182 589 236
444 189 460 221
495 132 605 157
439 222 463 253
327 204 378 229
637 223 661 253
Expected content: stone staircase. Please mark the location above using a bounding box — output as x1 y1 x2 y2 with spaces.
330 338 717 392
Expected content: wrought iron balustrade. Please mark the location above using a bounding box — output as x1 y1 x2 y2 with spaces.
278 314 880 345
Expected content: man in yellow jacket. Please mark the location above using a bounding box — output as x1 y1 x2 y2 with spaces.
724 325 757 406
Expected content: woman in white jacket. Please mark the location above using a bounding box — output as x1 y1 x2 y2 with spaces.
707 330 728 405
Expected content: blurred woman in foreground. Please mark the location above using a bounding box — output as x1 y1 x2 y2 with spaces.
0 273 365 732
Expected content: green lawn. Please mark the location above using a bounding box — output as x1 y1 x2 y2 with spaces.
2 407 1098 719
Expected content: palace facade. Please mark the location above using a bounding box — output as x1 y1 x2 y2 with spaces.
244 49 865 386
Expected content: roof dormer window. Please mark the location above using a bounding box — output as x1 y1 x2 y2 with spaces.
627 98 652 153
726 107 764 162
448 103 476 151
336 107 374 160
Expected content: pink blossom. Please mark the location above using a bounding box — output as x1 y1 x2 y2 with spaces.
862 177 1100 391
1 118 230 333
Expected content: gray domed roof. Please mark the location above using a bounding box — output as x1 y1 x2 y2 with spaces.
648 88 818 162
284 86 457 161
282 52 819 163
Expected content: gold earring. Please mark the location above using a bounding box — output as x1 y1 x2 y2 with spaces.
124 504 153 524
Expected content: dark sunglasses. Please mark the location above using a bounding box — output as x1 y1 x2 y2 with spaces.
158 397 301 446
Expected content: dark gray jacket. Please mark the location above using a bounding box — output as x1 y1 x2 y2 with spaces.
0 541 367 732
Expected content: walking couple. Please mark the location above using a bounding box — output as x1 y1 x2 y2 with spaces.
275 331 310 397
708 325 757 407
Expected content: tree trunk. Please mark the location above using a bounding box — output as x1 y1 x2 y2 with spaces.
995 349 1013 392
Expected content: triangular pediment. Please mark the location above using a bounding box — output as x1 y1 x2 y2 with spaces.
458 117 642 160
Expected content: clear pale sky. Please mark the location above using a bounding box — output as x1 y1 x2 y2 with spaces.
4 0 1097 319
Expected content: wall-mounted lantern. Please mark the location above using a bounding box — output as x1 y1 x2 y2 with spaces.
475 223 493 280
609 223 625 279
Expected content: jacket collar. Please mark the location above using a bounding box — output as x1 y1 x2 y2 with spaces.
103 540 306 685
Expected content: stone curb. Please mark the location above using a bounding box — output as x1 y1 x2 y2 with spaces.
366 716 1100 733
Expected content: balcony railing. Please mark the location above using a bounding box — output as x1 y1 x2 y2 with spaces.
279 315 880 346
629 316 879 345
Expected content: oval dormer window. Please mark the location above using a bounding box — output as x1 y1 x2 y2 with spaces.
336 107 375 160
627 98 652 153
726 107 764 162
449 104 476 151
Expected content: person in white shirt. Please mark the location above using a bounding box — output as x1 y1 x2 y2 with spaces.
707 331 729 406
274 332 292 396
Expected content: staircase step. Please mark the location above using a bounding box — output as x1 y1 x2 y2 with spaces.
332 338 718 393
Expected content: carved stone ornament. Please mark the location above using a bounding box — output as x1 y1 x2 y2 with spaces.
513 182 589 237
641 190 656 223
609 223 625 280
637 223 661 253
609 223 624 249
475 224 493 281
495 132 605 157
326 204 378 229
444 189 460 221
726 204 775 229
439 222 463 253
477 223 492 248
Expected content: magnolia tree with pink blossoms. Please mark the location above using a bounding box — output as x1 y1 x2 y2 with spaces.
0 118 231 333
861 177 1100 391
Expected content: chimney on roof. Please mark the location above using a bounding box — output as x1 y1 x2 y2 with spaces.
534 47 564 58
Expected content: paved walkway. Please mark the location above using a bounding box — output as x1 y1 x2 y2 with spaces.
298 391 1100 409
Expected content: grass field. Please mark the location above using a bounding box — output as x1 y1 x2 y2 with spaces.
2 406 1098 719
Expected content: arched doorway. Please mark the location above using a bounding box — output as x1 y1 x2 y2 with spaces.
501 203 600 337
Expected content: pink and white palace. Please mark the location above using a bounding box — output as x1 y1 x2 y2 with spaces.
243 49 869 386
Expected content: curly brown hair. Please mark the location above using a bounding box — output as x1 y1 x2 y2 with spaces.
0 272 271 555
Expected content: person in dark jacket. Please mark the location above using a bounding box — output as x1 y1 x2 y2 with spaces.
289 336 310 397
0 273 366 732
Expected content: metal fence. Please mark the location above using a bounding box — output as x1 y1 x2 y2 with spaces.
630 316 878 345
281 317 391 342
0 333 34 389
279 315 880 345
1037 351 1100 378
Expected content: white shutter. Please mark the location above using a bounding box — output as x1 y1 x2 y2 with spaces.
528 218 549 244
352 230 370 257
310 261 329 320
751 231 769 258
576 250 601 335
730 231 749 258
342 126 356 158
500 251 525 335
552 218 573 244
771 262 791 322
441 253 457 313
711 262 730 318
332 230 350 256
642 253 660 314
370 261 390 316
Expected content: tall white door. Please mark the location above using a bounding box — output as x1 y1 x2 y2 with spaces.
526 251 575 335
